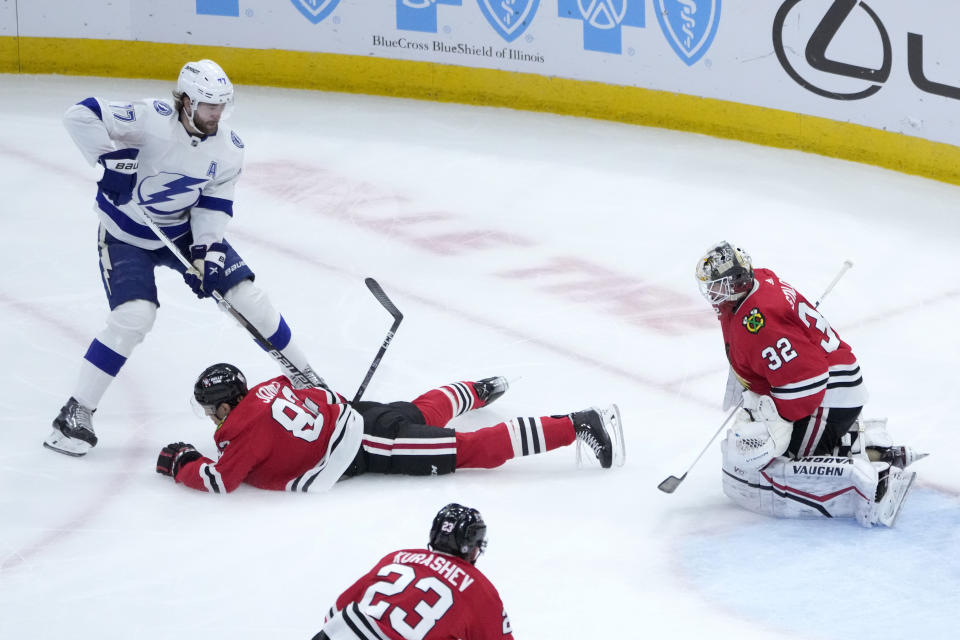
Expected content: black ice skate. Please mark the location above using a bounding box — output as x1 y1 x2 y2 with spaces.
44 397 97 457
474 376 509 407
570 404 625 469
872 445 929 469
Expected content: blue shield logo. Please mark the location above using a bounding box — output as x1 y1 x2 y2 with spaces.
654 0 721 66
477 0 541 42
289 0 341 24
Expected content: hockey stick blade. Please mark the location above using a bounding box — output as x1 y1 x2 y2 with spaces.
657 473 686 494
365 277 403 322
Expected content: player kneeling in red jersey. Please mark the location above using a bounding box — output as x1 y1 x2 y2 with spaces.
155 363 625 493
696 242 926 527
314 503 513 640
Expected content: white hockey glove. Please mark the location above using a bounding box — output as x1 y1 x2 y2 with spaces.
723 395 793 472
741 390 783 424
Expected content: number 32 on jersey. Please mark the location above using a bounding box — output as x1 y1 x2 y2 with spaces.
762 302 839 371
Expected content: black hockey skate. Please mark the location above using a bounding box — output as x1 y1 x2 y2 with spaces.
474 376 509 407
44 397 97 457
570 405 625 469
872 445 929 469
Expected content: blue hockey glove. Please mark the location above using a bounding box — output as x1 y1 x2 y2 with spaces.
184 243 228 298
97 148 139 206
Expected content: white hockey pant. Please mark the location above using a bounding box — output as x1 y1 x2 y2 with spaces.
722 453 883 525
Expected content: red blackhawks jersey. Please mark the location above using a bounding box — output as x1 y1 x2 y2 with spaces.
322 548 514 640
721 268 867 421
174 376 364 493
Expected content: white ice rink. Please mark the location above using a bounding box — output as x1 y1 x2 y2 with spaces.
1 74 958 640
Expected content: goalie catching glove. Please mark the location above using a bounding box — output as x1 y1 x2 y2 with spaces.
156 442 202 478
183 243 227 298
723 390 793 471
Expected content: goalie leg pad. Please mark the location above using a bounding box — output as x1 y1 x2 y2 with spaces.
722 453 879 522
860 417 894 449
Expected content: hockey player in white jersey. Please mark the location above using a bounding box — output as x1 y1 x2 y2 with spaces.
45 59 323 456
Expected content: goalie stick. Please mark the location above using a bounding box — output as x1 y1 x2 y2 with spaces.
135 212 318 389
352 278 404 403
657 259 855 494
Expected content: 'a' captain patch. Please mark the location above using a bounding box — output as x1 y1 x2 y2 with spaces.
742 308 765 334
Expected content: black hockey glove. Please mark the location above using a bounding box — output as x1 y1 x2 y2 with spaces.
183 243 228 298
156 442 202 478
97 148 139 206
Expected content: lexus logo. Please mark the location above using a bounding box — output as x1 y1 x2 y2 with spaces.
774 0 890 100
773 0 960 102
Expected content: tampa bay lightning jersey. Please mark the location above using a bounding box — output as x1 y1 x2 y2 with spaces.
63 97 245 250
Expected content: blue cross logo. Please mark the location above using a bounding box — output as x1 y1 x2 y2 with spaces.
397 0 462 33
558 0 645 55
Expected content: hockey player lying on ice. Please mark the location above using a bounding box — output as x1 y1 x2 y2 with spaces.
155 364 626 493
695 241 927 527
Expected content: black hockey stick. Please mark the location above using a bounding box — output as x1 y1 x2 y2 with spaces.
135 211 317 389
352 278 404 403
657 259 854 494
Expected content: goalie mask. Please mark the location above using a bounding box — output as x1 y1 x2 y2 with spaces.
696 241 754 309
428 503 488 564
193 363 247 416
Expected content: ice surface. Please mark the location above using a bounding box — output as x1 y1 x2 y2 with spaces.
0 74 957 639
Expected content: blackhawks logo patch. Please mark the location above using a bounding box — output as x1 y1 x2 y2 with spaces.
742 308 765 334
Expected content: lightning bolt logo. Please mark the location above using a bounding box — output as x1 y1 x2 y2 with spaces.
138 173 206 214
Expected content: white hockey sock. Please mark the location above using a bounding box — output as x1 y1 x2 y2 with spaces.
72 300 157 409
224 280 313 373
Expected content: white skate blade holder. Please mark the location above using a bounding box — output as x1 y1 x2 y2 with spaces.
876 470 917 527
576 404 626 468
43 429 93 457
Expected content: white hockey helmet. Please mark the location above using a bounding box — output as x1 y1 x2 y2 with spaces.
696 241 754 307
177 59 234 109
